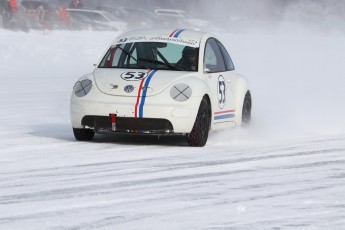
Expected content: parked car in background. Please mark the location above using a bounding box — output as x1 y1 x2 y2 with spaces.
67 13 94 30
154 8 212 31
67 9 127 31
99 6 160 30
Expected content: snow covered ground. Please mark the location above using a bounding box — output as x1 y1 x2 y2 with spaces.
1 24 345 229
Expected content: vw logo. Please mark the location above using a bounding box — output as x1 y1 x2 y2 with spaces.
124 85 134 93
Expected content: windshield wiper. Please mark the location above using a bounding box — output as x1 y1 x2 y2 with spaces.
138 58 183 71
117 46 148 69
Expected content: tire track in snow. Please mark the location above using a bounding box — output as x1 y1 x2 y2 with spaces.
1 137 345 229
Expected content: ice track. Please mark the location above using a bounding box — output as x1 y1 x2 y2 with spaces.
1 29 345 229
1 135 345 229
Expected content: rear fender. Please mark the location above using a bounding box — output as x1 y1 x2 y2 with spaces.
234 76 251 125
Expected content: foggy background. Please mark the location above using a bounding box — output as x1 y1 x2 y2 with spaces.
4 0 345 34
82 0 345 33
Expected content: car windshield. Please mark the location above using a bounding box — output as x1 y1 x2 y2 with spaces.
98 42 199 71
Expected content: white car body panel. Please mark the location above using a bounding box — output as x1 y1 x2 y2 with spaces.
70 29 250 142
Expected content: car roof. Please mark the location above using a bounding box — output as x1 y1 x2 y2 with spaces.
154 9 185 17
67 8 106 14
113 29 210 47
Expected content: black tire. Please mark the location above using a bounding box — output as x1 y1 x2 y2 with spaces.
187 98 210 147
242 92 252 126
73 128 95 141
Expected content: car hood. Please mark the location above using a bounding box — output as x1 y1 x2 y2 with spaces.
93 68 193 97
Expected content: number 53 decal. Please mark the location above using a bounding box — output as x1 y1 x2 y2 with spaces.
218 75 226 109
121 71 147 81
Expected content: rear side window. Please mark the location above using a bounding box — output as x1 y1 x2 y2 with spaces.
204 38 226 73
217 40 235 71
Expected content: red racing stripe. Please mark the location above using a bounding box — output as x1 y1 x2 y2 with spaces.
134 69 152 118
169 29 179 37
214 110 235 115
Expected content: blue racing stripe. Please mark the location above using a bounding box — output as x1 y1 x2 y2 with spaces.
174 29 185 38
214 114 235 120
139 69 158 118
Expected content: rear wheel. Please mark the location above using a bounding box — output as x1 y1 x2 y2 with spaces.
187 98 210 147
242 92 252 126
73 128 95 141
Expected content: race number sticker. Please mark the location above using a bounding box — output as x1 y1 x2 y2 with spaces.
218 75 226 109
121 71 147 81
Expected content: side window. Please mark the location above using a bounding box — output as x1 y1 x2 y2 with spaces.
217 40 235 71
204 38 226 73
83 12 106 22
112 46 122 66
100 43 135 68
204 43 216 66
93 13 107 22
100 45 123 67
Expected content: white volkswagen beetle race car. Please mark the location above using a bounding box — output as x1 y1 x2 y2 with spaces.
70 29 251 147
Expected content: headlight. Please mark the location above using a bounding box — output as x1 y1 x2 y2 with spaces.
73 79 92 97
170 83 192 102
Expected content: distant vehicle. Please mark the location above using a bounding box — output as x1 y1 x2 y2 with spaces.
67 9 127 31
99 7 160 30
67 13 94 30
123 8 159 29
70 29 252 147
154 9 212 31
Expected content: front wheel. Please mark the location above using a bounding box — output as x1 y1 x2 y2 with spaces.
73 128 95 141
187 98 210 147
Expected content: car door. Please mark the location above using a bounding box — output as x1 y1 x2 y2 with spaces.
203 38 236 127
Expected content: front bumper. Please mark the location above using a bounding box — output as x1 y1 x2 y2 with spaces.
82 115 174 134
70 91 201 134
